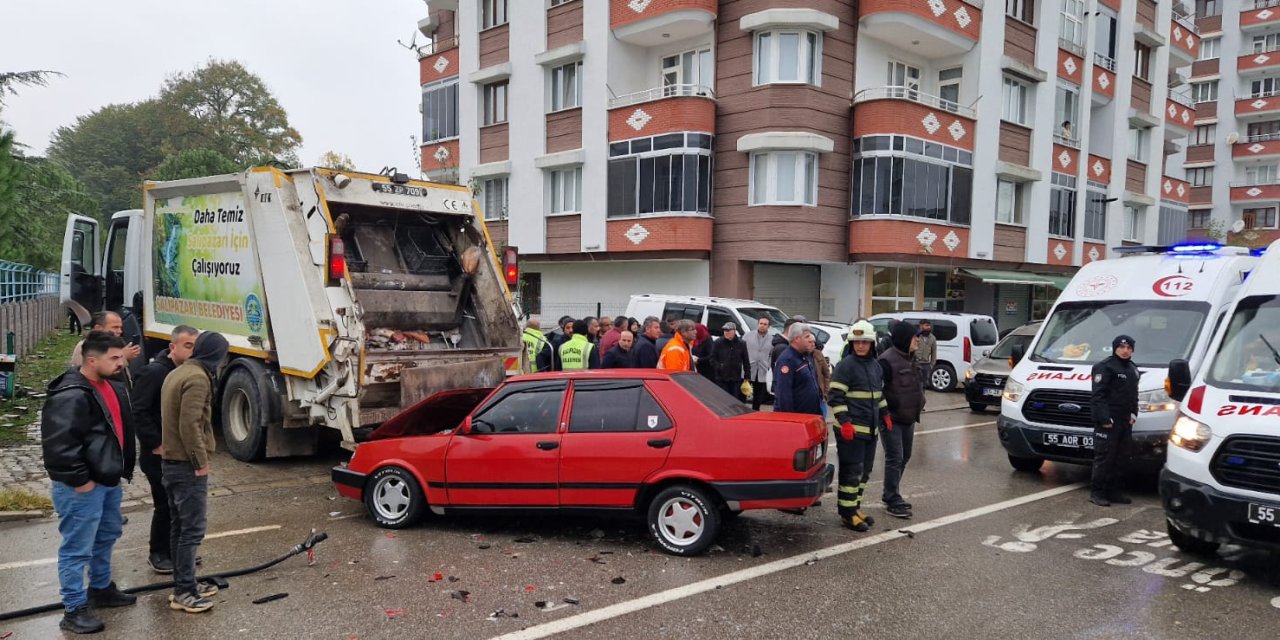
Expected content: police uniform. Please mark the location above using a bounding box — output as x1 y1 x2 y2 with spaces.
558 334 599 370
522 327 553 373
827 321 889 532
1089 334 1141 506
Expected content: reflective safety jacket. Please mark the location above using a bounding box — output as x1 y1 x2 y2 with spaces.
828 352 888 439
522 328 553 373
558 334 599 370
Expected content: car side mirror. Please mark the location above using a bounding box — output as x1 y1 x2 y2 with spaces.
1010 345 1025 367
1167 359 1192 402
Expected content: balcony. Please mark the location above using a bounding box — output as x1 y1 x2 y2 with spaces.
1242 0 1280 33
1087 154 1112 183
610 0 716 47
1231 181 1280 203
852 87 977 151
1165 93 1196 136
1161 176 1191 204
1236 93 1280 120
1092 56 1116 104
1233 133 1280 161
859 0 981 59
1169 11 1200 66
607 85 716 142
1239 47 1280 77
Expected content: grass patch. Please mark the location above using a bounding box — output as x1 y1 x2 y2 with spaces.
0 488 53 512
1 330 82 446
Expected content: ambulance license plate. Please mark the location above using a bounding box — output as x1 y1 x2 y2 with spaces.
1248 503 1279 528
1044 432 1093 448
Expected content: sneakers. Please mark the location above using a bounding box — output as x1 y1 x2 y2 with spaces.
60 607 105 635
1108 493 1133 505
886 503 913 519
148 553 174 575
169 592 214 613
856 510 876 527
1089 493 1111 507
168 581 219 600
88 582 137 608
842 514 871 532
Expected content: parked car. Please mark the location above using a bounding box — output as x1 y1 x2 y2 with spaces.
332 370 833 556
807 320 851 371
624 294 788 336
868 311 1000 392
963 322 1041 412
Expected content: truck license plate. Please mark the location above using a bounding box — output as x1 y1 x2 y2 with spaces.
1043 432 1093 448
1248 503 1279 528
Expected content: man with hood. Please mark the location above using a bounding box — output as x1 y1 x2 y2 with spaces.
130 325 198 574
1088 334 1141 507
160 331 228 614
879 321 924 519
42 330 139 634
827 320 889 532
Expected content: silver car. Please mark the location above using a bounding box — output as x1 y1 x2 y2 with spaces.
963 322 1042 412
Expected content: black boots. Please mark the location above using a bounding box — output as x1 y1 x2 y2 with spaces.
88 582 138 608
1089 493 1111 507
60 607 105 635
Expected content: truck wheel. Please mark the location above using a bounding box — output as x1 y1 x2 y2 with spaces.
1166 520 1219 556
221 366 269 462
365 466 427 529
1008 454 1045 473
647 484 721 556
930 365 956 392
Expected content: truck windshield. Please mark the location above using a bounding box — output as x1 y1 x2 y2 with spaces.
1030 300 1209 368
1208 295 1280 393
737 307 788 336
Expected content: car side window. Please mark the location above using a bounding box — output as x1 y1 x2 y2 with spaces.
930 320 958 342
568 381 673 433
470 382 565 435
810 326 830 345
706 307 735 334
662 303 703 324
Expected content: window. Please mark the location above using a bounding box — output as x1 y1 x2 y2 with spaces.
1123 205 1145 242
1255 34 1280 54
549 0 576 5
1002 76 1029 125
482 81 508 125
662 48 714 95
1192 81 1218 103
422 78 459 143
851 135 974 224
1249 121 1280 139
1055 85 1080 143
922 271 964 312
1193 124 1215 145
607 133 713 217
887 61 921 99
1195 0 1220 18
1129 127 1149 162
871 267 916 315
705 307 735 334
1133 43 1151 81
1188 210 1211 229
481 0 508 29
1244 207 1279 228
1095 11 1118 62
750 151 818 205
1246 164 1279 185
1198 37 1220 61
1049 173 1076 237
521 272 542 315
938 68 962 111
1187 167 1213 187
568 381 672 433
673 374 751 418
548 167 582 214
549 61 582 112
1084 184 1107 241
1059 0 1086 48
481 176 508 221
1006 0 1033 22
470 381 564 434
754 30 821 85
1253 77 1280 98
996 179 1025 224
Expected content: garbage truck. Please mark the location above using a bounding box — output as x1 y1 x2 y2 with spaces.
61 167 524 460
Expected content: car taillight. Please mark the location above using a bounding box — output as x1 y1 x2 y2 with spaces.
964 336 972 363
328 235 346 286
793 441 824 471
502 246 519 286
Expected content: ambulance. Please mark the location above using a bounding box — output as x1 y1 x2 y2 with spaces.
1162 239 1280 554
998 244 1260 474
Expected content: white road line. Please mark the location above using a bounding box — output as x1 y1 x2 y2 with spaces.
0 525 282 572
491 482 1086 640
917 420 996 435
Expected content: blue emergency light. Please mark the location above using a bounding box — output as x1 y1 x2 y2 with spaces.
1169 243 1222 253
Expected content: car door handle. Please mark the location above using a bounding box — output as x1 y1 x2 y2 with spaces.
647 439 672 449
536 441 559 450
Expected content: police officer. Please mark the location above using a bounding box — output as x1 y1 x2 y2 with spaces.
828 320 890 532
558 319 600 370
772 322 823 416
521 319 553 373
1089 334 1140 507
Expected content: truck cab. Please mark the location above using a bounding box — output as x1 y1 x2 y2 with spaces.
998 244 1259 474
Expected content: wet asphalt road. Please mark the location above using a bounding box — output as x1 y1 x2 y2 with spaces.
3 404 1280 639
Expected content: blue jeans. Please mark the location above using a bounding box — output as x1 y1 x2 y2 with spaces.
51 481 124 611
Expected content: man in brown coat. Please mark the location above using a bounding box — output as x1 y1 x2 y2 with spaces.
160 331 227 614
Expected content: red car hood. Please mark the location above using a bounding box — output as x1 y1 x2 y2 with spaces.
367 387 495 440
727 411 827 443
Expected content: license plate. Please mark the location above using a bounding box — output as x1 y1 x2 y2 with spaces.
1248 503 1280 527
1043 432 1094 448
984 387 1003 397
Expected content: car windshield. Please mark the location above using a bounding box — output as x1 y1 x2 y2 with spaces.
673 372 752 418
1208 295 1280 393
990 333 1034 359
738 307 788 336
1030 300 1209 367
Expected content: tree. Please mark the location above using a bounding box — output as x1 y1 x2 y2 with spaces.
316 150 355 171
0 152 99 270
47 100 178 213
151 148 240 181
0 70 62 107
159 60 302 166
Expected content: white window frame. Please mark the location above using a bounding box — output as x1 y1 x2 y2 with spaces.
1192 80 1218 103
753 30 822 86
1002 76 1029 125
1187 167 1213 187
1133 43 1151 81
549 0 576 6
1006 0 1032 23
483 81 508 126
1255 34 1280 54
1059 0 1086 47
749 151 818 206
871 266 917 315
1246 164 1279 185
996 179 1025 225
481 0 508 29
1198 37 1220 61
549 61 582 112
482 176 509 221
1253 77 1280 98
938 67 963 111
421 77 459 143
1193 124 1216 145
1129 128 1149 162
1055 84 1081 143
662 47 714 96
1123 205 1145 242
548 166 583 215
887 61 922 99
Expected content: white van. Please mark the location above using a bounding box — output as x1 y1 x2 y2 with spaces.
623 294 788 336
869 311 1000 391
998 244 1260 474
1162 240 1279 555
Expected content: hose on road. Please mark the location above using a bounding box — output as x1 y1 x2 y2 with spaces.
0 529 329 622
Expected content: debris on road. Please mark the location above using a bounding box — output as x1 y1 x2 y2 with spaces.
563 597 580 605
251 593 289 605
514 536 536 543
524 585 537 593
429 573 445 583
487 608 519 621
478 543 492 550
375 575 396 581
611 577 626 585
535 601 569 613
899 529 916 539
385 609 405 618
451 590 471 603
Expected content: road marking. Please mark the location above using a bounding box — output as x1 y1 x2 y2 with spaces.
917 420 996 435
0 525 282 571
491 482 1086 640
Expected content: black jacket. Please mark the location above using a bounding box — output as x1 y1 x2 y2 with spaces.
1091 355 1141 427
602 346 635 369
694 338 715 379
709 336 750 382
633 335 660 369
880 347 924 425
41 368 137 487
770 334 790 370
829 352 888 437
130 349 177 452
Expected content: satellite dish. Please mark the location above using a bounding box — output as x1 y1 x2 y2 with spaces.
1231 219 1246 233
1226 132 1240 145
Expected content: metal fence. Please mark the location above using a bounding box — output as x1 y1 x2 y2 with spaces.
0 261 59 303
0 260 62 360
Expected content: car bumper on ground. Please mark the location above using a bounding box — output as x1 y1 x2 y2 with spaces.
1160 468 1280 551
997 415 1166 473
713 463 835 511
332 465 366 501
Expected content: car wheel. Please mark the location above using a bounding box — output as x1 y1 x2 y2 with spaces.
647 485 721 556
969 402 988 413
364 466 427 529
930 364 957 392
1007 454 1045 473
1166 520 1219 556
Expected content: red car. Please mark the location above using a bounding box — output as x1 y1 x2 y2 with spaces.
332 370 832 555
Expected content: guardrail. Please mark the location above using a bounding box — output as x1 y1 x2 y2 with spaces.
1250 0 1280 10
417 35 459 59
853 86 977 119
1094 53 1117 72
0 261 58 304
608 84 716 109
1172 8 1198 34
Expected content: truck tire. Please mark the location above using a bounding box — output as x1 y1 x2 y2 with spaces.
220 365 271 462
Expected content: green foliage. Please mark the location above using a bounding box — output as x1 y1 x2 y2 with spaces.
316 150 355 172
151 148 240 181
0 70 63 107
0 153 100 269
47 100 177 213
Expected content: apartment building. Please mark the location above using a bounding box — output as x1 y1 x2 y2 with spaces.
1181 0 1280 250
415 0 1197 330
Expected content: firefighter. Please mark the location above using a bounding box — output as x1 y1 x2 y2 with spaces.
558 319 600 370
521 319 553 373
1089 334 1140 507
827 320 890 532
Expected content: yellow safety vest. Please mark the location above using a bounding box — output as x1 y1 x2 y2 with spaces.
522 329 549 372
558 334 594 370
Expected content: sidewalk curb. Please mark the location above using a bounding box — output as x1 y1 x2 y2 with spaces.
0 510 48 522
